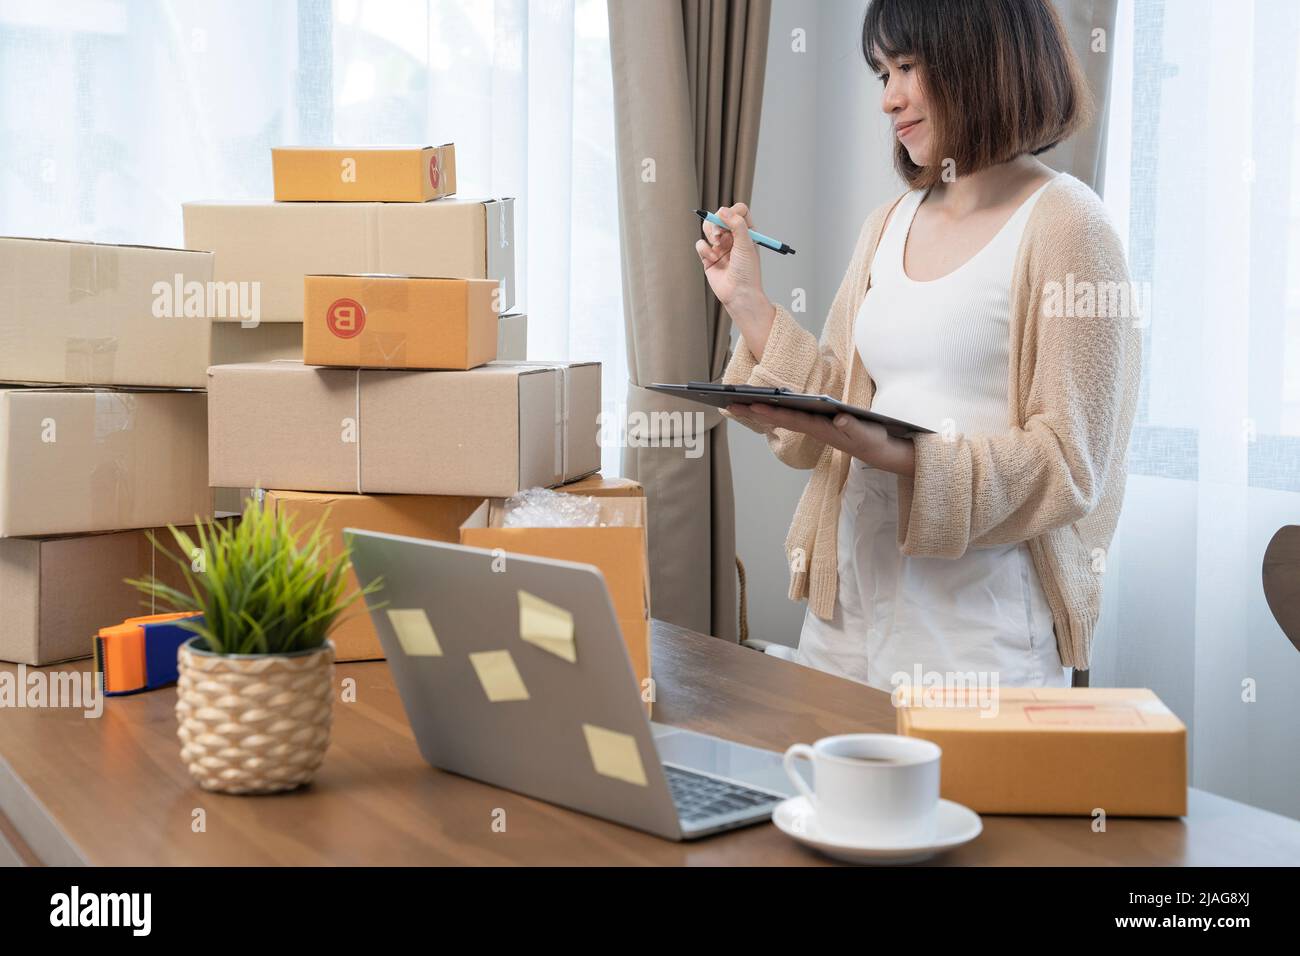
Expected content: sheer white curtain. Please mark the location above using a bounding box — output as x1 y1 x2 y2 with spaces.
1095 0 1300 820
0 0 626 476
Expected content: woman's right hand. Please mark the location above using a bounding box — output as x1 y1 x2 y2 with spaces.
696 203 776 354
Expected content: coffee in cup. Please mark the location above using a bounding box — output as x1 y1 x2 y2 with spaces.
783 733 940 845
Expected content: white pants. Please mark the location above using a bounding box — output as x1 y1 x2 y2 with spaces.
796 459 1070 691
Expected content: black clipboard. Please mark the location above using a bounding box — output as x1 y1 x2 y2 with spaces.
647 382 934 438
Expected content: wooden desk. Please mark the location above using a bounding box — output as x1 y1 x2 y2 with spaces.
2 620 1298 866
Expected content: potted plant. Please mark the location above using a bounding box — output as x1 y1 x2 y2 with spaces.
129 501 381 795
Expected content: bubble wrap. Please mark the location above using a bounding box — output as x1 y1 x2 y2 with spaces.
501 487 627 528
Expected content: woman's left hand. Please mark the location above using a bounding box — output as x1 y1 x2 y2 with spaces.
727 403 916 477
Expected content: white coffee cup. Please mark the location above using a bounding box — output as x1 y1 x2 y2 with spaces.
783 733 941 846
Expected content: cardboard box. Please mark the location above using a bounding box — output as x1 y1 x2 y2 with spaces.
263 490 484 661
497 313 527 361
211 321 303 366
896 686 1188 817
272 145 457 202
490 361 602 485
207 361 600 497
183 198 516 321
460 496 652 698
0 387 210 537
0 527 196 665
557 473 644 497
0 238 214 388
303 274 499 370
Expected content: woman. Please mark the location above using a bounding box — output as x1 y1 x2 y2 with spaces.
697 0 1140 691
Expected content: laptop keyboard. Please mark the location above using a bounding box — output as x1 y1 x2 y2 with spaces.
662 764 782 824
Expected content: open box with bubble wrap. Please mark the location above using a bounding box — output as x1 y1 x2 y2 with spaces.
460 493 652 712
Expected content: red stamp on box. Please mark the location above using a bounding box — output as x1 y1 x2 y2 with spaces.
429 152 440 189
326 298 365 338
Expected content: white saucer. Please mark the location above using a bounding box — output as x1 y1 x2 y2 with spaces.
772 796 982 865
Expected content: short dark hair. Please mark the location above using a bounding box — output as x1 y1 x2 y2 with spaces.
862 0 1094 189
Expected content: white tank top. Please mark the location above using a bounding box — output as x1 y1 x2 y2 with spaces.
794 176 1069 691
857 178 1053 437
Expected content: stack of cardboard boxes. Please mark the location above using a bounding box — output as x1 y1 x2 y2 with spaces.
0 239 212 665
189 146 652 695
0 144 652 704
185 146 526 369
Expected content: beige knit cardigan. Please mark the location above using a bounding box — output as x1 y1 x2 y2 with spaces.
722 173 1141 669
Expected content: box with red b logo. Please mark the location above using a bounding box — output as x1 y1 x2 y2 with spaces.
272 145 457 202
303 273 500 370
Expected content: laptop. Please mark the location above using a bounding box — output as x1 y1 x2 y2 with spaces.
346 529 794 840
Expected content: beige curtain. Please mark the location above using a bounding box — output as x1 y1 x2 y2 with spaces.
607 0 771 642
1042 0 1120 193
1044 0 1120 685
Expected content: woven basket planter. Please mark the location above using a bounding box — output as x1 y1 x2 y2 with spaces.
176 637 335 795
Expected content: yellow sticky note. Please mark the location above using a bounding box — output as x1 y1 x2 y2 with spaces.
518 589 576 662
469 650 530 702
582 723 648 787
386 608 442 656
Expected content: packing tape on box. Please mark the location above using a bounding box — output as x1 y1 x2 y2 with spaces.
551 367 566 481
68 242 120 303
94 390 135 440
484 200 512 310
354 367 364 493
65 244 123 382
440 144 457 194
64 336 118 384
357 276 409 367
365 332 408 366
507 363 571 482
89 391 137 528
359 274 411 312
364 206 381 273
429 146 449 193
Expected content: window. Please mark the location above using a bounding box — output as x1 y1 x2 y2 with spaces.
0 0 626 476
1102 0 1300 491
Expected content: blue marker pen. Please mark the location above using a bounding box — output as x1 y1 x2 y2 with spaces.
694 208 796 255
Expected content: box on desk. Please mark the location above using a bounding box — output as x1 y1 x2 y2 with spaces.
304 274 499 370
207 361 599 497
0 527 196 665
0 387 210 537
273 145 457 202
896 686 1187 817
263 490 484 661
182 197 515 321
459 496 651 702
0 237 214 388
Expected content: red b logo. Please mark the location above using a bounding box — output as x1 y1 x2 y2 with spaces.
326 298 365 338
429 152 440 189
